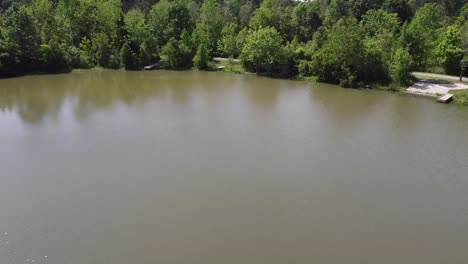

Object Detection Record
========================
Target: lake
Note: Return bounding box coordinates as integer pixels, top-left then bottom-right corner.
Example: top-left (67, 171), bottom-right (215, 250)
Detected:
top-left (1, 70), bottom-right (468, 264)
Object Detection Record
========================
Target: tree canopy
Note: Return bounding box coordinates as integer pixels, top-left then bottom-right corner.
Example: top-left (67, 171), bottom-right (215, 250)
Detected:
top-left (1, 0), bottom-right (467, 87)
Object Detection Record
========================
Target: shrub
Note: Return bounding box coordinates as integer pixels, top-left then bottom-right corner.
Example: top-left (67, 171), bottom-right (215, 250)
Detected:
top-left (390, 47), bottom-right (413, 87)
top-left (120, 42), bottom-right (141, 70)
top-left (193, 44), bottom-right (209, 70)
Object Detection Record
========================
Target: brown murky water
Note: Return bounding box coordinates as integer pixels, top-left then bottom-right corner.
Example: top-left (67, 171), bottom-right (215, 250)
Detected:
top-left (1, 70), bottom-right (468, 264)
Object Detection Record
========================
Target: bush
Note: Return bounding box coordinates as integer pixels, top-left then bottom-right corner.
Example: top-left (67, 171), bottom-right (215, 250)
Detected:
top-left (390, 47), bottom-right (413, 86)
top-left (453, 90), bottom-right (468, 105)
top-left (306, 18), bottom-right (367, 84)
top-left (39, 43), bottom-right (71, 73)
top-left (161, 31), bottom-right (193, 70)
top-left (240, 27), bottom-right (291, 76)
top-left (120, 42), bottom-right (141, 70)
top-left (193, 44), bottom-right (209, 70)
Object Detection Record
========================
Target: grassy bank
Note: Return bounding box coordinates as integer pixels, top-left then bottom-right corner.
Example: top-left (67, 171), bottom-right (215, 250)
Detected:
top-left (450, 90), bottom-right (468, 105)
top-left (211, 58), bottom-right (244, 74)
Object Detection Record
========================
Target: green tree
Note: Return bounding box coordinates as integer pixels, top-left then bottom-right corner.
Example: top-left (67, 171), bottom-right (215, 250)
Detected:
top-left (120, 41), bottom-right (141, 70)
top-left (436, 25), bottom-right (464, 75)
top-left (409, 0), bottom-right (466, 16)
top-left (249, 0), bottom-right (294, 40)
top-left (148, 0), bottom-right (193, 48)
top-left (359, 10), bottom-right (401, 83)
top-left (33, 0), bottom-right (74, 71)
top-left (361, 9), bottom-right (400, 63)
top-left (303, 17), bottom-right (367, 85)
top-left (193, 0), bottom-right (224, 55)
top-left (349, 0), bottom-right (385, 20)
top-left (249, 4), bottom-right (274, 29)
top-left (193, 43), bottom-right (209, 70)
top-left (236, 26), bottom-right (249, 53)
top-left (161, 30), bottom-right (193, 70)
top-left (323, 0), bottom-right (352, 28)
top-left (390, 47), bottom-right (413, 87)
top-left (404, 3), bottom-right (445, 70)
top-left (240, 27), bottom-right (288, 75)
top-left (238, 0), bottom-right (255, 28)
top-left (292, 1), bottom-right (322, 43)
top-left (64, 0), bottom-right (121, 68)
top-left (124, 9), bottom-right (157, 65)
top-left (382, 0), bottom-right (413, 21)
top-left (218, 23), bottom-right (239, 57)
top-left (2, 3), bottom-right (41, 73)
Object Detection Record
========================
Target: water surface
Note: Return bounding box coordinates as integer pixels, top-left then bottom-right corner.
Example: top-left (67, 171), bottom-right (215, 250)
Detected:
top-left (1, 71), bottom-right (468, 264)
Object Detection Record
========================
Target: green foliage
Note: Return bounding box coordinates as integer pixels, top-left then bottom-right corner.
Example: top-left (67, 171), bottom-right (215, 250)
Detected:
top-left (124, 9), bottom-right (147, 47)
top-left (302, 17), bottom-right (366, 85)
top-left (0, 0), bottom-right (466, 88)
top-left (78, 37), bottom-right (93, 68)
top-left (249, 5), bottom-right (274, 29)
top-left (390, 47), bottom-right (413, 87)
top-left (323, 0), bottom-right (352, 28)
top-left (361, 9), bottom-right (400, 77)
top-left (382, 0), bottom-right (413, 21)
top-left (124, 9), bottom-right (157, 65)
top-left (409, 0), bottom-right (466, 16)
top-left (249, 0), bottom-right (295, 40)
top-left (38, 42), bottom-right (71, 72)
top-left (147, 0), bottom-right (170, 47)
top-left (238, 0), bottom-right (255, 28)
top-left (349, 0), bottom-right (385, 20)
top-left (291, 2), bottom-right (322, 43)
top-left (240, 26), bottom-right (289, 76)
top-left (436, 25), bottom-right (464, 75)
top-left (3, 3), bottom-right (41, 72)
top-left (193, 43), bottom-right (209, 70)
top-left (161, 31), bottom-right (193, 70)
top-left (120, 41), bottom-right (141, 70)
top-left (148, 0), bottom-right (193, 48)
top-left (218, 23), bottom-right (240, 57)
top-left (193, 0), bottom-right (224, 55)
top-left (236, 27), bottom-right (249, 52)
top-left (452, 90), bottom-right (468, 105)
top-left (404, 3), bottom-right (445, 70)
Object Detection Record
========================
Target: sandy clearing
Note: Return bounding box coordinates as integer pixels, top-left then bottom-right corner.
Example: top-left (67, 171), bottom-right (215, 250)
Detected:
top-left (407, 80), bottom-right (468, 96)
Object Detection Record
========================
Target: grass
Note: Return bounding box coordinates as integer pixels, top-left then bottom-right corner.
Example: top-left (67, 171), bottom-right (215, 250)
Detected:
top-left (211, 58), bottom-right (245, 74)
top-left (293, 75), bottom-right (318, 82)
top-left (72, 67), bottom-right (106, 73)
top-left (450, 89), bottom-right (468, 105)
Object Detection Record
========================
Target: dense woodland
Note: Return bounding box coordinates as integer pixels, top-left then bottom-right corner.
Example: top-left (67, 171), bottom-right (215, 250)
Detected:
top-left (1, 0), bottom-right (468, 87)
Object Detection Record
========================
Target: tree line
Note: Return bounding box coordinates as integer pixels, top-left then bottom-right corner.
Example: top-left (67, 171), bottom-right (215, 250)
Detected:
top-left (1, 0), bottom-right (467, 87)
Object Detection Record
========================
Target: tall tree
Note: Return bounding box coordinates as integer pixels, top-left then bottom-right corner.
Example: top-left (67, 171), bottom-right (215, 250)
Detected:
top-left (404, 3), bottom-right (445, 70)
top-left (148, 0), bottom-right (193, 48)
top-left (193, 0), bottom-right (224, 55)
top-left (305, 17), bottom-right (367, 85)
top-left (2, 3), bottom-right (41, 73)
top-left (240, 26), bottom-right (288, 75)
top-left (218, 23), bottom-right (240, 57)
top-left (382, 0), bottom-right (413, 21)
top-left (292, 1), bottom-right (322, 43)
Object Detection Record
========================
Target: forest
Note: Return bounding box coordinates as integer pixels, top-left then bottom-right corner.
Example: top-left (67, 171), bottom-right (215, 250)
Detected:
top-left (1, 0), bottom-right (467, 88)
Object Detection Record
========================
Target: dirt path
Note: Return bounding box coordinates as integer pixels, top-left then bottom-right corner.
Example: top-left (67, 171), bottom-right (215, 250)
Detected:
top-left (412, 72), bottom-right (466, 83)
top-left (213, 57), bottom-right (240, 63)
top-left (407, 80), bottom-right (468, 96)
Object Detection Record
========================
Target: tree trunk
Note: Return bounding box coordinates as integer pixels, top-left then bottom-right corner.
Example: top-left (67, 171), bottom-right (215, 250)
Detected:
top-left (461, 58), bottom-right (465, 82)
